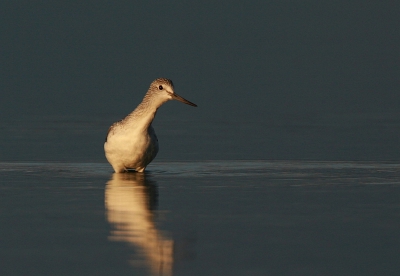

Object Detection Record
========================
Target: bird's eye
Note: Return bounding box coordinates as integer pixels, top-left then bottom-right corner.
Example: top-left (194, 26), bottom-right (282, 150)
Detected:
top-left (158, 85), bottom-right (163, 90)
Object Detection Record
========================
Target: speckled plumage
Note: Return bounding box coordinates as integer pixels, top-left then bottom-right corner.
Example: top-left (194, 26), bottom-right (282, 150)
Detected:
top-left (104, 78), bottom-right (197, 173)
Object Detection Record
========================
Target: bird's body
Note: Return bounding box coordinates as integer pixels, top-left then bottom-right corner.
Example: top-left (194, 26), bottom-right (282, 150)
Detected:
top-left (104, 78), bottom-right (196, 173)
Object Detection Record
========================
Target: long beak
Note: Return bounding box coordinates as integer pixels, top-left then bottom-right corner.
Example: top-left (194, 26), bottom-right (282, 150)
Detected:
top-left (171, 93), bottom-right (197, 107)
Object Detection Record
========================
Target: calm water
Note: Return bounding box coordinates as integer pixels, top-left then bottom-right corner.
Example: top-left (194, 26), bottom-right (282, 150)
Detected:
top-left (2, 2), bottom-right (399, 274)
top-left (1, 161), bottom-right (399, 276)
top-left (2, 113), bottom-right (400, 162)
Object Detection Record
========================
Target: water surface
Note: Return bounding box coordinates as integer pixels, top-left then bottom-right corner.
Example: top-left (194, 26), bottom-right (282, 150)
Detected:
top-left (1, 161), bottom-right (399, 275)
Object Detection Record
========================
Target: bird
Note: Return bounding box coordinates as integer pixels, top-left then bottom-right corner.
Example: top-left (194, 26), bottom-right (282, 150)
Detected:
top-left (104, 78), bottom-right (197, 173)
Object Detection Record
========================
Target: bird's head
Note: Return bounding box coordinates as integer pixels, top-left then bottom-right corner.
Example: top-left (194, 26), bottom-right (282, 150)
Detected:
top-left (148, 78), bottom-right (197, 107)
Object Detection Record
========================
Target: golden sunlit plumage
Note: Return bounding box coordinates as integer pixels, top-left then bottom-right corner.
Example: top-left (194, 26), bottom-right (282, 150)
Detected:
top-left (104, 78), bottom-right (197, 173)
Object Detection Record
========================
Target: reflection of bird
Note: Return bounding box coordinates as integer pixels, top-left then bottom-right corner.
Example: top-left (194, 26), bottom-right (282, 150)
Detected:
top-left (105, 173), bottom-right (173, 276)
top-left (104, 78), bottom-right (197, 173)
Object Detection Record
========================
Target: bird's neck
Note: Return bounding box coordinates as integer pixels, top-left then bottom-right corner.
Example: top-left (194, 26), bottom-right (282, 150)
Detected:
top-left (124, 93), bottom-right (165, 131)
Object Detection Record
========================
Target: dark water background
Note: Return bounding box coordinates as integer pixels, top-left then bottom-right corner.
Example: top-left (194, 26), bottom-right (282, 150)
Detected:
top-left (1, 112), bottom-right (400, 162)
top-left (0, 1), bottom-right (399, 162)
top-left (0, 1), bottom-right (399, 275)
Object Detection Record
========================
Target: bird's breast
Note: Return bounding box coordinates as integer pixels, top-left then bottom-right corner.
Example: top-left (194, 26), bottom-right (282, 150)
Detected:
top-left (104, 126), bottom-right (158, 170)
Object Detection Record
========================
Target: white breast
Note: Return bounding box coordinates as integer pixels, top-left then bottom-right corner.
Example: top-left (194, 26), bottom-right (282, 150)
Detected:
top-left (104, 125), bottom-right (159, 172)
